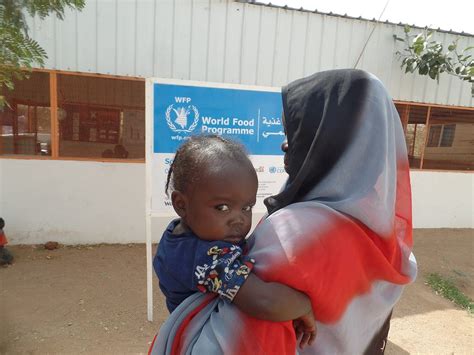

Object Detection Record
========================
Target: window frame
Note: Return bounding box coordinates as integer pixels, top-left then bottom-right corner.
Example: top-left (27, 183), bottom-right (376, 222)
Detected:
top-left (1, 70), bottom-right (473, 171)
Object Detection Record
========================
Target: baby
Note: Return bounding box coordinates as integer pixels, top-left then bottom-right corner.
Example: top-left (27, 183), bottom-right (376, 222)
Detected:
top-left (153, 135), bottom-right (316, 347)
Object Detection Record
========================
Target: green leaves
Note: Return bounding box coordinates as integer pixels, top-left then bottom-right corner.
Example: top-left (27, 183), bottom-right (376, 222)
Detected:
top-left (0, 1), bottom-right (84, 109)
top-left (394, 26), bottom-right (474, 94)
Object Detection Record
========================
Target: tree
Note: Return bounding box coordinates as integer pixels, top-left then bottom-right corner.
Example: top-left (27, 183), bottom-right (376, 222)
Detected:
top-left (394, 26), bottom-right (474, 96)
top-left (0, 0), bottom-right (85, 108)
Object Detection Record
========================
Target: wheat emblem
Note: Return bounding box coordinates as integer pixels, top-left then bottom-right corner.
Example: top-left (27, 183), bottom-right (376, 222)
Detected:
top-left (165, 104), bottom-right (199, 133)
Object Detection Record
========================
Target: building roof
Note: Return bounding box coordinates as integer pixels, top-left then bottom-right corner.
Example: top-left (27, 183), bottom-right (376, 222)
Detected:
top-left (241, 1), bottom-right (474, 37)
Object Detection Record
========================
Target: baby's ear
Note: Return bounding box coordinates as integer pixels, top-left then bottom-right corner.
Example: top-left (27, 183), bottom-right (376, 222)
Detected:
top-left (171, 191), bottom-right (187, 218)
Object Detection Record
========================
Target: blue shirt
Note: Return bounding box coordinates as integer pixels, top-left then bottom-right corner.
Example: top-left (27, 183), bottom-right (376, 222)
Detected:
top-left (154, 219), bottom-right (255, 313)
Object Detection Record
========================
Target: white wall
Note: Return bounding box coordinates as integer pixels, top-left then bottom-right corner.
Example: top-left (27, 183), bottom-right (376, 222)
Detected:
top-left (0, 159), bottom-right (4, 218)
top-left (410, 170), bottom-right (473, 228)
top-left (0, 159), bottom-right (471, 245)
top-left (1, 159), bottom-right (147, 244)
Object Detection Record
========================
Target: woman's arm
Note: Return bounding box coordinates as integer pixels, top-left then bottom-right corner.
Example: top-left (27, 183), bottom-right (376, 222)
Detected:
top-left (232, 273), bottom-right (311, 321)
top-left (233, 273), bottom-right (317, 348)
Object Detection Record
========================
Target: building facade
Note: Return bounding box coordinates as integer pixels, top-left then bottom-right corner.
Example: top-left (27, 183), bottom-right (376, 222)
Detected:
top-left (1, 0), bottom-right (473, 244)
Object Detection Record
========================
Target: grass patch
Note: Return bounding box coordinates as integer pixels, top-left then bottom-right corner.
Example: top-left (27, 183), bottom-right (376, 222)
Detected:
top-left (426, 273), bottom-right (473, 314)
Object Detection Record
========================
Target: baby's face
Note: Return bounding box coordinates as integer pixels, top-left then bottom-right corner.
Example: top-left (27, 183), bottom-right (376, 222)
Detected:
top-left (182, 163), bottom-right (258, 244)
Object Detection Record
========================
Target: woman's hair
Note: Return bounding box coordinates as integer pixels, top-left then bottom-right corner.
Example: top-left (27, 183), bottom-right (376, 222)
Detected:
top-left (165, 135), bottom-right (251, 196)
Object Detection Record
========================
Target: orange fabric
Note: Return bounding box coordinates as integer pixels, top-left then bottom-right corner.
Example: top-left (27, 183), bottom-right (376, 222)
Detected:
top-left (231, 163), bottom-right (413, 352)
top-left (0, 231), bottom-right (7, 246)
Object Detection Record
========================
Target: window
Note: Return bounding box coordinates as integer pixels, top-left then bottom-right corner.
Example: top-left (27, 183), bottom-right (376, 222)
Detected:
top-left (395, 104), bottom-right (429, 169)
top-left (440, 124), bottom-right (456, 147)
top-left (0, 72), bottom-right (51, 156)
top-left (58, 74), bottom-right (145, 159)
top-left (423, 108), bottom-right (473, 170)
top-left (428, 124), bottom-right (457, 148)
top-left (394, 103), bottom-right (473, 171)
top-left (1, 70), bottom-right (144, 161)
top-left (1, 70), bottom-right (472, 171)
top-left (427, 126), bottom-right (442, 147)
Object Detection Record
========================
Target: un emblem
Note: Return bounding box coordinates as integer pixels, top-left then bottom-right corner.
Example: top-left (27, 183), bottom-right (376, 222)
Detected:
top-left (165, 104), bottom-right (199, 133)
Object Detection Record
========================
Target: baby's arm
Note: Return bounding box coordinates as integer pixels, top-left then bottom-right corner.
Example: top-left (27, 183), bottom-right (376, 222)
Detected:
top-left (194, 242), bottom-right (311, 321)
top-left (193, 242), bottom-right (316, 346)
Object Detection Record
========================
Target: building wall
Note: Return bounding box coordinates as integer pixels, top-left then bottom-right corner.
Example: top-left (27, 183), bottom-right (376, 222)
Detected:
top-left (1, 159), bottom-right (472, 245)
top-left (410, 170), bottom-right (473, 229)
top-left (1, 159), bottom-right (148, 244)
top-left (2, 1), bottom-right (472, 244)
top-left (27, 0), bottom-right (473, 107)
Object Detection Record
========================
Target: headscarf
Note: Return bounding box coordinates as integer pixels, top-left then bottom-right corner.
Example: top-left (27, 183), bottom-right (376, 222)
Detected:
top-left (266, 69), bottom-right (410, 239)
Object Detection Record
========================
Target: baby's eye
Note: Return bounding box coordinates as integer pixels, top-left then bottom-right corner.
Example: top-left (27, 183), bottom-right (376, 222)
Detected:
top-left (242, 205), bottom-right (253, 212)
top-left (215, 204), bottom-right (230, 212)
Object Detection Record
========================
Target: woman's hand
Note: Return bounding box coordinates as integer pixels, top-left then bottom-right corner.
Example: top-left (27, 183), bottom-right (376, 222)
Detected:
top-left (293, 310), bottom-right (317, 349)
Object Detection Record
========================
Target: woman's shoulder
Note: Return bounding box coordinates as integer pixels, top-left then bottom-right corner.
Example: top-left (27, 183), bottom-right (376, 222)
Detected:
top-left (250, 201), bottom-right (348, 247)
top-left (266, 201), bottom-right (345, 227)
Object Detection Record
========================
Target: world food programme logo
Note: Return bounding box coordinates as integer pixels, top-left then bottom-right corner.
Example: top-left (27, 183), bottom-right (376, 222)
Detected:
top-left (165, 103), bottom-right (199, 133)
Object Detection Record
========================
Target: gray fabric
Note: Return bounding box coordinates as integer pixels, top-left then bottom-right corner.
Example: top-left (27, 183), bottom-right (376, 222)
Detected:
top-left (267, 70), bottom-right (408, 238)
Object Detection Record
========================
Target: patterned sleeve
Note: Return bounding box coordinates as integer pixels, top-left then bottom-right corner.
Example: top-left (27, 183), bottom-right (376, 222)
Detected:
top-left (193, 242), bottom-right (255, 302)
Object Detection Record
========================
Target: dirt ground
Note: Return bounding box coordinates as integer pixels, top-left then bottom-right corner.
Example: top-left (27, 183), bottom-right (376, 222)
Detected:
top-left (1, 229), bottom-right (472, 354)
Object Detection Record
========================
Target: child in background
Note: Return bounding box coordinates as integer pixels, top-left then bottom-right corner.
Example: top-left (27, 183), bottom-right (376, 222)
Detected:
top-left (0, 217), bottom-right (14, 266)
top-left (153, 135), bottom-right (316, 348)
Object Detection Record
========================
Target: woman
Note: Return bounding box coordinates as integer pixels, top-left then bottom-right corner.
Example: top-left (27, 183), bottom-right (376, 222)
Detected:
top-left (150, 69), bottom-right (417, 354)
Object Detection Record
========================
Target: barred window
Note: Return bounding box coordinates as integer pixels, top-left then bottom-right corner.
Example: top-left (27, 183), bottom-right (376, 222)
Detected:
top-left (427, 126), bottom-right (442, 147)
top-left (439, 124), bottom-right (456, 147)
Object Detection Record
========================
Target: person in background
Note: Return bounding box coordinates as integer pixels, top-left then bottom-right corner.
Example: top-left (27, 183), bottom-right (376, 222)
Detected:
top-left (0, 217), bottom-right (14, 266)
top-left (113, 144), bottom-right (129, 158)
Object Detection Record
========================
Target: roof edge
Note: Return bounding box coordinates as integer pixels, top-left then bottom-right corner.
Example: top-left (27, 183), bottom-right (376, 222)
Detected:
top-left (237, 1), bottom-right (474, 37)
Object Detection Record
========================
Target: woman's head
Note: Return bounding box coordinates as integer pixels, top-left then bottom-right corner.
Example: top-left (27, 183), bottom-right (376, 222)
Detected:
top-left (281, 69), bottom-right (384, 183)
top-left (167, 135), bottom-right (258, 243)
top-left (266, 69), bottom-right (409, 237)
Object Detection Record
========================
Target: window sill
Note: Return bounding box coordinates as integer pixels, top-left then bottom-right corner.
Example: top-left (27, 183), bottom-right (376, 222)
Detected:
top-left (0, 155), bottom-right (145, 163)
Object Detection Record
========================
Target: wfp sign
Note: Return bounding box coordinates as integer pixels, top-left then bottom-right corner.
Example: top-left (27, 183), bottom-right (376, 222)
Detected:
top-left (153, 83), bottom-right (284, 155)
top-left (147, 79), bottom-right (287, 215)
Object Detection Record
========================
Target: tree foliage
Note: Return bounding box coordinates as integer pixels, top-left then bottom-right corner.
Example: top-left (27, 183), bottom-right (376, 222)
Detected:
top-left (394, 26), bottom-right (474, 95)
top-left (0, 0), bottom-right (85, 108)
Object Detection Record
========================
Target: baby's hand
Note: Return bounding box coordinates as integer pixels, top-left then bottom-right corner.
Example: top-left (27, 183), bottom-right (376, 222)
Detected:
top-left (293, 310), bottom-right (317, 349)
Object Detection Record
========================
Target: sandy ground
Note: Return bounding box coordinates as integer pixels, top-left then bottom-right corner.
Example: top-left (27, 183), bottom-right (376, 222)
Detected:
top-left (1, 229), bottom-right (472, 354)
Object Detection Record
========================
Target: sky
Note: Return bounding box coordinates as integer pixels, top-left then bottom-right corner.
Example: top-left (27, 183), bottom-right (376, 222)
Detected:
top-left (267, 0), bottom-right (474, 34)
